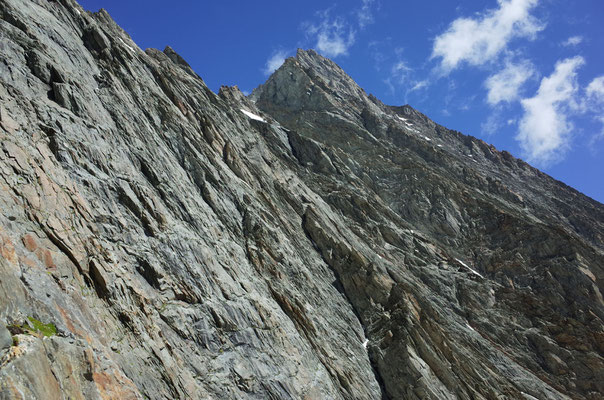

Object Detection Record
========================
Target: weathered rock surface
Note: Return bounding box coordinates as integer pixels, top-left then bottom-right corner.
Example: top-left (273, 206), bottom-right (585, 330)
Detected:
top-left (0, 1), bottom-right (602, 399)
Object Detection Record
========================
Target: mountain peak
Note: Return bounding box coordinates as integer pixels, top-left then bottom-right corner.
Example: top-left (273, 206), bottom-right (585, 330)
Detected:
top-left (294, 48), bottom-right (323, 64)
top-left (254, 48), bottom-right (372, 122)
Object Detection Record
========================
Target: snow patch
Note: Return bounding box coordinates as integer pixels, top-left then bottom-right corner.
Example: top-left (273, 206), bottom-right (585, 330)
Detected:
top-left (118, 38), bottom-right (136, 53)
top-left (362, 339), bottom-right (369, 349)
top-left (455, 258), bottom-right (484, 278)
top-left (437, 144), bottom-right (443, 147)
top-left (397, 116), bottom-right (415, 127)
top-left (240, 109), bottom-right (266, 122)
top-left (424, 136), bottom-right (431, 141)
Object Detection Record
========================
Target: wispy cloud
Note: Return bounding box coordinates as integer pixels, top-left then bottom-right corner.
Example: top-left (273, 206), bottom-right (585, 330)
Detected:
top-left (382, 54), bottom-right (431, 97)
top-left (384, 60), bottom-right (414, 94)
top-left (432, 0), bottom-right (543, 72)
top-left (391, 61), bottom-right (412, 84)
top-left (263, 50), bottom-right (289, 76)
top-left (485, 60), bottom-right (535, 105)
top-left (409, 80), bottom-right (429, 93)
top-left (561, 35), bottom-right (583, 47)
top-left (586, 76), bottom-right (604, 103)
top-left (481, 112), bottom-right (502, 135)
top-left (303, 1), bottom-right (377, 58)
top-left (368, 40), bottom-right (388, 71)
top-left (589, 117), bottom-right (604, 149)
top-left (303, 10), bottom-right (356, 58)
top-left (517, 56), bottom-right (584, 165)
top-left (586, 76), bottom-right (604, 148)
top-left (357, 0), bottom-right (376, 29)
top-left (317, 28), bottom-right (355, 57)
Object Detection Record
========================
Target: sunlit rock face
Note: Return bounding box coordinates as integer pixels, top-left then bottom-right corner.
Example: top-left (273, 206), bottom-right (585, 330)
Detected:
top-left (0, 1), bottom-right (602, 399)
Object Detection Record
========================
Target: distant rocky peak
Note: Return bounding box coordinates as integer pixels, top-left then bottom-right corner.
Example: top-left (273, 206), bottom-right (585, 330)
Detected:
top-left (218, 85), bottom-right (258, 111)
top-left (253, 51), bottom-right (336, 114)
top-left (254, 48), bottom-right (382, 127)
top-left (163, 46), bottom-right (195, 74)
top-left (294, 49), bottom-right (369, 104)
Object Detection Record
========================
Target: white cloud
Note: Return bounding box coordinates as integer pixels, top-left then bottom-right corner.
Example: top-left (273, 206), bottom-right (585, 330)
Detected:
top-left (368, 40), bottom-right (388, 71)
top-left (485, 60), bottom-right (535, 105)
top-left (357, 0), bottom-right (376, 28)
top-left (432, 0), bottom-right (543, 72)
top-left (391, 61), bottom-right (412, 83)
top-left (304, 11), bottom-right (356, 58)
top-left (482, 113), bottom-right (501, 135)
top-left (517, 56), bottom-right (584, 165)
top-left (386, 61), bottom-right (412, 92)
top-left (383, 58), bottom-right (431, 96)
top-left (586, 76), bottom-right (604, 103)
top-left (317, 28), bottom-right (355, 57)
top-left (561, 35), bottom-right (583, 47)
top-left (409, 80), bottom-right (429, 93)
top-left (263, 51), bottom-right (288, 75)
top-left (586, 76), bottom-right (604, 147)
top-left (590, 117), bottom-right (604, 148)
top-left (302, 1), bottom-right (376, 59)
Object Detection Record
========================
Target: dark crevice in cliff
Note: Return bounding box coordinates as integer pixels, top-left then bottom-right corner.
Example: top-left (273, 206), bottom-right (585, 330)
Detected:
top-left (300, 210), bottom-right (391, 400)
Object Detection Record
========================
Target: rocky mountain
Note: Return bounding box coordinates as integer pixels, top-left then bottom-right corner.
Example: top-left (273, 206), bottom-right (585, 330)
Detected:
top-left (0, 0), bottom-right (602, 399)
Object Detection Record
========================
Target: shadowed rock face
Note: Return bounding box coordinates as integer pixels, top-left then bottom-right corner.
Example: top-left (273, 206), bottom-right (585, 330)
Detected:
top-left (0, 1), bottom-right (602, 399)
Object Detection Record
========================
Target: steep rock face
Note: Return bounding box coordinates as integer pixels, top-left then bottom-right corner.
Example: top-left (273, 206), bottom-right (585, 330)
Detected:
top-left (0, 2), bottom-right (602, 400)
top-left (254, 50), bottom-right (604, 399)
top-left (0, 1), bottom-right (379, 398)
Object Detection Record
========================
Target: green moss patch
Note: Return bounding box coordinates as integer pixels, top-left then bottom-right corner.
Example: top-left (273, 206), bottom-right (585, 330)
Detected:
top-left (27, 317), bottom-right (57, 337)
top-left (8, 317), bottom-right (57, 338)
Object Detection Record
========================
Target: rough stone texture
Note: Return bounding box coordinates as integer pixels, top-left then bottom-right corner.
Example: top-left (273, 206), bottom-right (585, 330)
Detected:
top-left (0, 1), bottom-right (602, 399)
top-left (0, 324), bottom-right (11, 352)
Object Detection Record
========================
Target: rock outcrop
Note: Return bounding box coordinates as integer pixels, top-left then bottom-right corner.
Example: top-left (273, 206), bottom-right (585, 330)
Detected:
top-left (0, 1), bottom-right (602, 399)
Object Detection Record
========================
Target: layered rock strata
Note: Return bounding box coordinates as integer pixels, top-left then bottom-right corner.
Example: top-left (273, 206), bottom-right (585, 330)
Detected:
top-left (0, 1), bottom-right (602, 399)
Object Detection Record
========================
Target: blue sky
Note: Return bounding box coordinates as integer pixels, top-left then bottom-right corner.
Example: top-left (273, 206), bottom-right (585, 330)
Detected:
top-left (79, 0), bottom-right (604, 203)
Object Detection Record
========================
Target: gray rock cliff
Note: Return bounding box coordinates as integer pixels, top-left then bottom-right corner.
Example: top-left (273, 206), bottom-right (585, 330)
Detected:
top-left (0, 1), bottom-right (602, 399)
